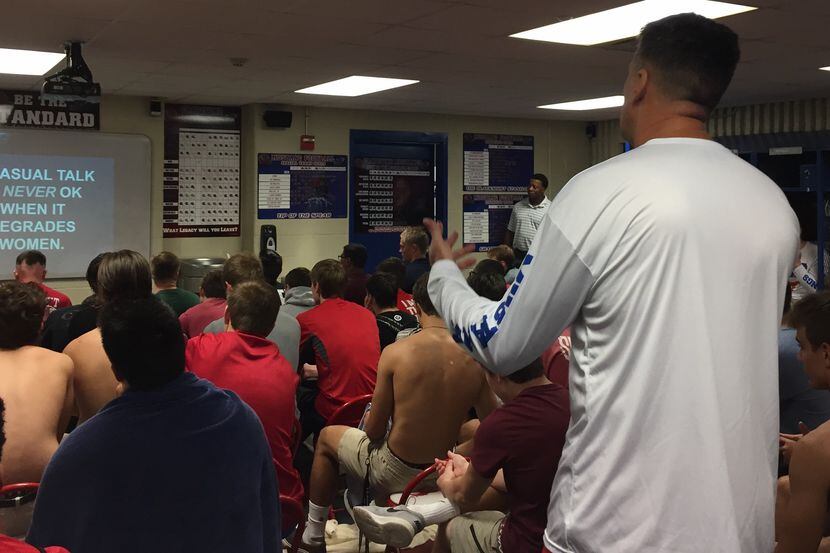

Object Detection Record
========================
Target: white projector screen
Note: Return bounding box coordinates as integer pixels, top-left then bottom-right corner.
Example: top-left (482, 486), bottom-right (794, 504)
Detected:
top-left (0, 128), bottom-right (151, 279)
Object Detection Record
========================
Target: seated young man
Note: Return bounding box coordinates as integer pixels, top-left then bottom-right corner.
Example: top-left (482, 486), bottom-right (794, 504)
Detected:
top-left (0, 282), bottom-right (73, 484)
top-left (295, 259), bottom-right (380, 440)
top-left (186, 280), bottom-right (303, 508)
top-left (26, 298), bottom-right (281, 553)
top-left (203, 253), bottom-right (300, 371)
top-left (365, 273), bottom-right (418, 350)
top-left (260, 249), bottom-right (284, 290)
top-left (486, 245), bottom-right (519, 284)
top-left (354, 358), bottom-right (569, 553)
top-left (300, 273), bottom-right (498, 552)
top-left (151, 251), bottom-right (200, 317)
top-left (40, 253), bottom-right (106, 353)
top-left (12, 250), bottom-right (71, 314)
top-left (179, 269), bottom-right (227, 338)
top-left (0, 398), bottom-right (70, 552)
top-left (376, 257), bottom-right (417, 317)
top-left (64, 250), bottom-right (154, 423)
top-left (776, 291), bottom-right (830, 553)
top-left (467, 260), bottom-right (507, 302)
top-left (281, 267), bottom-right (315, 320)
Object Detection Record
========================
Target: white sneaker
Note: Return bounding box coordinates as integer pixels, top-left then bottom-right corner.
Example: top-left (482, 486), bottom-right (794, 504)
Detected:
top-left (353, 505), bottom-right (426, 547)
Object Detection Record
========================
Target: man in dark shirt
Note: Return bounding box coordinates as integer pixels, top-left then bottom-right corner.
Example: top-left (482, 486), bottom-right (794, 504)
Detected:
top-left (340, 243), bottom-right (369, 305)
top-left (399, 227), bottom-right (430, 293)
top-left (26, 297), bottom-right (281, 553)
top-left (365, 273), bottom-right (418, 349)
top-left (376, 257), bottom-right (418, 316)
top-left (40, 253), bottom-right (105, 352)
top-left (151, 251), bottom-right (200, 316)
top-left (260, 250), bottom-right (284, 290)
top-left (354, 358), bottom-right (569, 553)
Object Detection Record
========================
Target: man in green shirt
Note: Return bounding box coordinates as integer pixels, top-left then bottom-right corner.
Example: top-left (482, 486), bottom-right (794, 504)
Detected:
top-left (151, 251), bottom-right (199, 316)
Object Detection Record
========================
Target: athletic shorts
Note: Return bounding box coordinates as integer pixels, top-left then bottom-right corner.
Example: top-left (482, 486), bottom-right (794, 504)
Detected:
top-left (337, 428), bottom-right (437, 498)
top-left (447, 511), bottom-right (505, 553)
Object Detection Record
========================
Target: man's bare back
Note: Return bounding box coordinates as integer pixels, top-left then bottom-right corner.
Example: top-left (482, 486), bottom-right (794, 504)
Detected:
top-left (369, 321), bottom-right (497, 465)
top-left (64, 329), bottom-right (118, 423)
top-left (0, 346), bottom-right (72, 483)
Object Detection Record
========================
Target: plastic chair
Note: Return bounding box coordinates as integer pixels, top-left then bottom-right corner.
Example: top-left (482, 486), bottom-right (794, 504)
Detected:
top-left (383, 464), bottom-right (443, 553)
top-left (280, 494), bottom-right (306, 553)
top-left (0, 483), bottom-right (39, 538)
top-left (325, 394), bottom-right (373, 428)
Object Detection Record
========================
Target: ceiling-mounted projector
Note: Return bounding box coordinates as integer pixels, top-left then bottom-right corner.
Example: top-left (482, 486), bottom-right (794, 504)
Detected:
top-left (41, 42), bottom-right (101, 103)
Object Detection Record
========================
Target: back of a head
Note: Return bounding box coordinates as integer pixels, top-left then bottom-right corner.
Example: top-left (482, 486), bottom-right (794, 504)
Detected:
top-left (284, 267), bottom-right (311, 289)
top-left (14, 250), bottom-right (47, 282)
top-left (366, 273), bottom-right (398, 310)
top-left (201, 269), bottom-right (226, 299)
top-left (97, 250), bottom-right (153, 304)
top-left (487, 245), bottom-right (514, 271)
top-left (401, 226), bottom-right (429, 255)
top-left (412, 272), bottom-right (437, 316)
top-left (311, 259), bottom-right (346, 299)
top-left (151, 251), bottom-right (180, 284)
top-left (506, 357), bottom-right (545, 384)
top-left (86, 253), bottom-right (107, 294)
top-left (16, 250), bottom-right (47, 268)
top-left (259, 250), bottom-right (283, 286)
top-left (376, 257), bottom-right (406, 289)
top-left (468, 270), bottom-right (506, 302)
top-left (636, 13), bottom-right (739, 114)
top-left (223, 253), bottom-right (264, 287)
top-left (99, 298), bottom-right (185, 390)
top-left (789, 291), bottom-right (830, 349)
top-left (0, 281), bottom-right (46, 349)
top-left (227, 280), bottom-right (280, 337)
top-left (341, 243), bottom-right (368, 269)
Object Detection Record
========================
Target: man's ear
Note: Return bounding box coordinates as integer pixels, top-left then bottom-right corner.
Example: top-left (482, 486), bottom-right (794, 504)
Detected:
top-left (223, 306), bottom-right (233, 332)
top-left (630, 66), bottom-right (649, 106)
top-left (42, 269), bottom-right (48, 279)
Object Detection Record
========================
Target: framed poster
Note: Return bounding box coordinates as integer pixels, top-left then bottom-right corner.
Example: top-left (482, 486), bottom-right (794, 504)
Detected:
top-left (463, 133), bottom-right (533, 192)
top-left (462, 193), bottom-right (521, 252)
top-left (257, 153), bottom-right (347, 219)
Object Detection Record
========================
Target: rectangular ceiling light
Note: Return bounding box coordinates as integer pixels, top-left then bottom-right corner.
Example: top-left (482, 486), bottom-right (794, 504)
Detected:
top-left (296, 76), bottom-right (418, 97)
top-left (538, 95), bottom-right (625, 111)
top-left (511, 0), bottom-right (757, 46)
top-left (0, 48), bottom-right (64, 76)
top-left (821, 66), bottom-right (830, 72)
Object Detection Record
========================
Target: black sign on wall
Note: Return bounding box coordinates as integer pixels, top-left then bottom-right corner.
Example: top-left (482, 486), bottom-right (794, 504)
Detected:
top-left (0, 90), bottom-right (99, 130)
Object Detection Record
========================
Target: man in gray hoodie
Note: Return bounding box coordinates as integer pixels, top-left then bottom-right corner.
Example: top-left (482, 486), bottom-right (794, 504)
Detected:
top-left (281, 267), bottom-right (316, 320)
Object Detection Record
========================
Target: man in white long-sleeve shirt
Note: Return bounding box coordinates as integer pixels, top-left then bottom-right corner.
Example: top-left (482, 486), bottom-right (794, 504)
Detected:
top-left (427, 13), bottom-right (799, 553)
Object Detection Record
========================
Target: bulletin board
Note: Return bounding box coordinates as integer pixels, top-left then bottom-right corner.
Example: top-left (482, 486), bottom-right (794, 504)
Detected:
top-left (462, 194), bottom-right (520, 252)
top-left (462, 133), bottom-right (534, 192)
top-left (257, 153), bottom-right (347, 219)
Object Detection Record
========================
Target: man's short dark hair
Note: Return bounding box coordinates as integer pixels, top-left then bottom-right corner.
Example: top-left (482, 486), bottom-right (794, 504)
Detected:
top-left (341, 244), bottom-right (368, 269)
top-left (487, 246), bottom-right (514, 271)
top-left (0, 281), bottom-right (46, 348)
top-left (223, 253), bottom-right (264, 287)
top-left (366, 273), bottom-right (398, 310)
top-left (285, 267), bottom-right (311, 289)
top-left (15, 250), bottom-right (46, 266)
top-left (636, 13), bottom-right (740, 114)
top-left (99, 298), bottom-right (185, 391)
top-left (531, 173), bottom-right (549, 189)
top-left (227, 281), bottom-right (280, 338)
top-left (412, 272), bottom-right (437, 316)
top-left (86, 253), bottom-right (107, 293)
top-left (311, 259), bottom-right (346, 299)
top-left (789, 291), bottom-right (830, 350)
top-left (468, 271), bottom-right (506, 302)
top-left (401, 227), bottom-right (429, 255)
top-left (201, 269), bottom-right (226, 299)
top-left (376, 257), bottom-right (406, 289)
top-left (507, 357), bottom-right (545, 384)
top-left (151, 251), bottom-right (180, 283)
top-left (97, 250), bottom-right (153, 303)
top-left (260, 250), bottom-right (283, 286)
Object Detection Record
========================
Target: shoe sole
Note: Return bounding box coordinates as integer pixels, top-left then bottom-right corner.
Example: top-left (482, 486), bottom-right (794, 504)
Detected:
top-left (353, 508), bottom-right (415, 548)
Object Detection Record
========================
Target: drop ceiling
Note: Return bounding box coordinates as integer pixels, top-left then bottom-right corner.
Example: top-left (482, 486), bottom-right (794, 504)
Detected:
top-left (0, 0), bottom-right (827, 120)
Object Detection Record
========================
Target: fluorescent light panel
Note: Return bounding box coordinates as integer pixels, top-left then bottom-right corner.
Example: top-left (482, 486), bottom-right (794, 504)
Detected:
top-left (0, 48), bottom-right (64, 76)
top-left (512, 0), bottom-right (757, 46)
top-left (296, 76), bottom-right (418, 97)
top-left (821, 66), bottom-right (830, 72)
top-left (538, 95), bottom-right (625, 111)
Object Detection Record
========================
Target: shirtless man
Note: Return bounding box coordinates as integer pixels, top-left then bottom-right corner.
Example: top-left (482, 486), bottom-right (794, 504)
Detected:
top-left (776, 291), bottom-right (830, 553)
top-left (300, 273), bottom-right (498, 551)
top-left (64, 250), bottom-right (152, 423)
top-left (0, 282), bottom-right (73, 484)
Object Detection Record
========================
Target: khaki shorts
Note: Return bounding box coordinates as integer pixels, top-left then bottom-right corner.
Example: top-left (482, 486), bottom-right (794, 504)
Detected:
top-left (337, 428), bottom-right (437, 498)
top-left (447, 511), bottom-right (505, 553)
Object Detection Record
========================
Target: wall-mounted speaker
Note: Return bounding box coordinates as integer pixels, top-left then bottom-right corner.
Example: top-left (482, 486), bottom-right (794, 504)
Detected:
top-left (263, 110), bottom-right (293, 128)
top-left (260, 225), bottom-right (277, 252)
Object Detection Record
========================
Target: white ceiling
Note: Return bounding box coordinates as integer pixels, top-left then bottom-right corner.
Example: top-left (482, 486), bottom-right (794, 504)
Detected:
top-left (0, 0), bottom-right (828, 120)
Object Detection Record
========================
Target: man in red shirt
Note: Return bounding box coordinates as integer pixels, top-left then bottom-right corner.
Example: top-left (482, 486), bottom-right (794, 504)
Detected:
top-left (376, 257), bottom-right (417, 317)
top-left (354, 358), bottom-right (569, 553)
top-left (296, 259), bottom-right (379, 440)
top-left (185, 280), bottom-right (303, 509)
top-left (179, 269), bottom-right (227, 338)
top-left (13, 251), bottom-right (71, 314)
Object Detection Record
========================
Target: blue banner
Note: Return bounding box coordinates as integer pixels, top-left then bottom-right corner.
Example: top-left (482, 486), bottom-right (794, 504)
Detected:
top-left (462, 193), bottom-right (522, 252)
top-left (257, 153), bottom-right (347, 219)
top-left (463, 133), bottom-right (533, 193)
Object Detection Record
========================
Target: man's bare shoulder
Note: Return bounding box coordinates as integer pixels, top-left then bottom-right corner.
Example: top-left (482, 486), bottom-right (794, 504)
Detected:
top-left (801, 421), bottom-right (830, 460)
top-left (0, 345), bottom-right (72, 378)
top-left (64, 329), bottom-right (102, 357)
